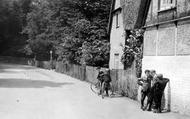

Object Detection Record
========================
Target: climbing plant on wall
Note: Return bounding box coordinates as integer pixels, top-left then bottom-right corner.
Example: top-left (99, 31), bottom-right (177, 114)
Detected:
top-left (121, 29), bottom-right (144, 78)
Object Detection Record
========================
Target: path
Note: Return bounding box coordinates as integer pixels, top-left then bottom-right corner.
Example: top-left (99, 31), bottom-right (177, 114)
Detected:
top-left (0, 63), bottom-right (189, 119)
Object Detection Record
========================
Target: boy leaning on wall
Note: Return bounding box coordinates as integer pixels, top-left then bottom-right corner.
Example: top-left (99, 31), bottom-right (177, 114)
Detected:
top-left (153, 74), bottom-right (169, 113)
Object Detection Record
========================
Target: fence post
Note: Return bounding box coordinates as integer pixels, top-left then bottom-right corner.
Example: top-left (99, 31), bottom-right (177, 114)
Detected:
top-left (82, 64), bottom-right (86, 81)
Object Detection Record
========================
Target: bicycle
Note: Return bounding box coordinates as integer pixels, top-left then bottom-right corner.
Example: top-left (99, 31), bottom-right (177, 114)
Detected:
top-left (90, 80), bottom-right (105, 98)
top-left (91, 80), bottom-right (116, 99)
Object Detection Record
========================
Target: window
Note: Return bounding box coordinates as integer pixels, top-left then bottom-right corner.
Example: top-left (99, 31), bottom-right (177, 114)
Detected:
top-left (116, 13), bottom-right (119, 28)
top-left (114, 53), bottom-right (119, 69)
top-left (159, 0), bottom-right (176, 11)
top-left (112, 7), bottom-right (121, 28)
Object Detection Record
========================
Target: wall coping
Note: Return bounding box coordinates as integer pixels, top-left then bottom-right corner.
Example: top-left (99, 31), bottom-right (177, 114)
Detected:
top-left (143, 16), bottom-right (190, 29)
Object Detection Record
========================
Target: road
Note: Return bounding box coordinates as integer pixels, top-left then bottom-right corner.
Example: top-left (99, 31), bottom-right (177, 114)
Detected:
top-left (0, 63), bottom-right (189, 119)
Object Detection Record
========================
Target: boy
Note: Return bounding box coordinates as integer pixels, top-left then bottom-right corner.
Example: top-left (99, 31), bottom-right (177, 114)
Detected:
top-left (137, 70), bottom-right (152, 110)
top-left (102, 69), bottom-right (112, 96)
top-left (153, 74), bottom-right (169, 113)
top-left (146, 70), bottom-right (157, 111)
top-left (96, 67), bottom-right (104, 94)
top-left (150, 70), bottom-right (158, 87)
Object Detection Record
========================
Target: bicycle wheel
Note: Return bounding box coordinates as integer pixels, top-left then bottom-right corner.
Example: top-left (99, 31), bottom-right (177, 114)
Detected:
top-left (101, 82), bottom-right (105, 99)
top-left (90, 82), bottom-right (101, 95)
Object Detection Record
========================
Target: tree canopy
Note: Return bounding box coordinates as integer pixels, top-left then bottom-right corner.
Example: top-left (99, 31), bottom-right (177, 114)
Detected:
top-left (0, 0), bottom-right (111, 67)
top-left (0, 0), bottom-right (32, 57)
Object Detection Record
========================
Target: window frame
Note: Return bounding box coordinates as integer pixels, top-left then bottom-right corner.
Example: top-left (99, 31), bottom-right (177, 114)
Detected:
top-left (112, 7), bottom-right (122, 29)
top-left (116, 13), bottom-right (119, 28)
top-left (158, 0), bottom-right (176, 12)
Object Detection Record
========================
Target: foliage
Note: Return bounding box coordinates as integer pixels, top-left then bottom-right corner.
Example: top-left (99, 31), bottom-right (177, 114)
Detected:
top-left (0, 0), bottom-right (111, 66)
top-left (23, 0), bottom-right (111, 66)
top-left (0, 0), bottom-right (32, 57)
top-left (121, 29), bottom-right (144, 77)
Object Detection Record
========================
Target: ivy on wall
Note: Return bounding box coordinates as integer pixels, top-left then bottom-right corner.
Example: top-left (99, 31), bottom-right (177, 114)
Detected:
top-left (121, 29), bottom-right (144, 78)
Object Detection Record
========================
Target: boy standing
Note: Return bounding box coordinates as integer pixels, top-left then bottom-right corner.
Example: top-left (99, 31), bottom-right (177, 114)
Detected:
top-left (96, 67), bottom-right (104, 94)
top-left (137, 70), bottom-right (152, 110)
top-left (146, 70), bottom-right (157, 111)
top-left (102, 69), bottom-right (112, 96)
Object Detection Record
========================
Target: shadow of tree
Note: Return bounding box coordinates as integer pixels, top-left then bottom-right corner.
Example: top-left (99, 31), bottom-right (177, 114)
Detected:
top-left (0, 63), bottom-right (37, 73)
top-left (0, 79), bottom-right (73, 88)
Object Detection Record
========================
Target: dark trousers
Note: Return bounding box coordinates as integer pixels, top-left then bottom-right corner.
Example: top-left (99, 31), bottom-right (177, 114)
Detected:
top-left (103, 82), bottom-right (110, 96)
top-left (154, 92), bottom-right (163, 112)
top-left (98, 80), bottom-right (104, 94)
top-left (141, 90), bottom-right (149, 108)
top-left (147, 88), bottom-right (154, 110)
top-left (105, 83), bottom-right (109, 95)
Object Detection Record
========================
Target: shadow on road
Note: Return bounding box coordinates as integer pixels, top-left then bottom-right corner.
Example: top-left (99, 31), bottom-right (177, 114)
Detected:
top-left (0, 79), bottom-right (73, 88)
top-left (0, 63), bottom-right (37, 74)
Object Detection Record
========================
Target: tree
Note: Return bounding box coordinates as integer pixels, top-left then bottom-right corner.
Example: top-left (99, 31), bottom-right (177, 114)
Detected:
top-left (0, 0), bottom-right (32, 57)
top-left (23, 0), bottom-right (111, 66)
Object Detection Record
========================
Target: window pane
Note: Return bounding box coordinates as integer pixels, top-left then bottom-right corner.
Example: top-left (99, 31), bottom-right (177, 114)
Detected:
top-left (159, 0), bottom-right (175, 10)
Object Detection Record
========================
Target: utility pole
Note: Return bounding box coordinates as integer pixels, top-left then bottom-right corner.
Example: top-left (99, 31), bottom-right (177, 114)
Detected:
top-left (50, 50), bottom-right (53, 70)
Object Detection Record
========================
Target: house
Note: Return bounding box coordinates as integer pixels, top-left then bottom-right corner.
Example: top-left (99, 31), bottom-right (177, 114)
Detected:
top-left (143, 0), bottom-right (190, 115)
top-left (108, 0), bottom-right (124, 69)
top-left (108, 0), bottom-right (150, 69)
top-left (109, 0), bottom-right (190, 116)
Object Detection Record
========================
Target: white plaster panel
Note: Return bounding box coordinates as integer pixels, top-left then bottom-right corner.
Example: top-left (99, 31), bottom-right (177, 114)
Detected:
top-left (109, 12), bottom-right (125, 69)
top-left (142, 56), bottom-right (190, 116)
